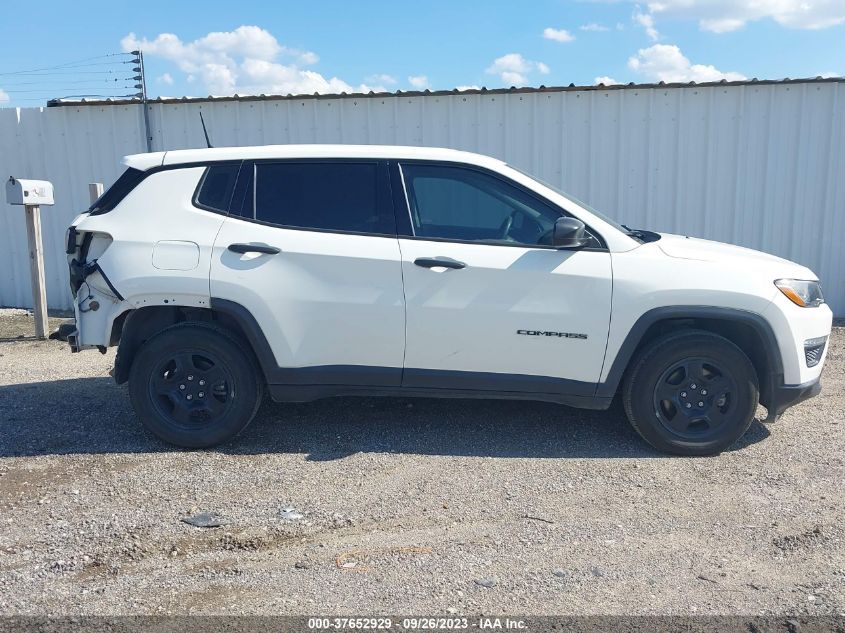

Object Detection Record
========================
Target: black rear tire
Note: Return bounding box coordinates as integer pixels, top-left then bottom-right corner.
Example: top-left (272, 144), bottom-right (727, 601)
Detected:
top-left (128, 322), bottom-right (262, 448)
top-left (622, 330), bottom-right (759, 456)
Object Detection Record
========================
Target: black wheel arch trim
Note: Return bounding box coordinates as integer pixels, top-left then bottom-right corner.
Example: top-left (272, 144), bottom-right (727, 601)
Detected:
top-left (596, 305), bottom-right (784, 401)
top-left (209, 298), bottom-right (280, 380)
top-left (113, 307), bottom-right (182, 383)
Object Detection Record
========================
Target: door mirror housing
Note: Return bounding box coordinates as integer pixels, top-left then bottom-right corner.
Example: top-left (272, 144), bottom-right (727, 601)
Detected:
top-left (553, 217), bottom-right (590, 249)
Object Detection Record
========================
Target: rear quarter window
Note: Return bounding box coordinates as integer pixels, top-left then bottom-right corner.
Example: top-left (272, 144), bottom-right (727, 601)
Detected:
top-left (88, 168), bottom-right (146, 215)
top-left (194, 163), bottom-right (241, 213)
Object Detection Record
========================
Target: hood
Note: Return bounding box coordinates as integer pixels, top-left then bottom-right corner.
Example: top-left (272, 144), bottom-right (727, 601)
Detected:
top-left (656, 233), bottom-right (816, 279)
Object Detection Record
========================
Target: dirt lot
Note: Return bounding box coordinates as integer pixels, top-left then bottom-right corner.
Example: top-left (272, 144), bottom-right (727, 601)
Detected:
top-left (0, 309), bottom-right (843, 616)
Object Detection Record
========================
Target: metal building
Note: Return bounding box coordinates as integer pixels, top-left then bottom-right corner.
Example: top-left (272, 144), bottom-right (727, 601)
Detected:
top-left (1, 77), bottom-right (843, 314)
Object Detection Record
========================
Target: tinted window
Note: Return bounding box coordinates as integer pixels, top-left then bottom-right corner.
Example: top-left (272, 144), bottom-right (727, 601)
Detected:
top-left (237, 171), bottom-right (254, 218)
top-left (254, 162), bottom-right (393, 234)
top-left (196, 164), bottom-right (240, 212)
top-left (401, 164), bottom-right (564, 246)
top-left (88, 168), bottom-right (145, 215)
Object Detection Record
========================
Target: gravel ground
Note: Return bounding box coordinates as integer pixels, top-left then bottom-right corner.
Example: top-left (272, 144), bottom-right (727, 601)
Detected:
top-left (0, 309), bottom-right (843, 616)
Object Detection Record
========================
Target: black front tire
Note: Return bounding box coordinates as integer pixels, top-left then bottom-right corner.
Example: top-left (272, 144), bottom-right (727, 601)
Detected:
top-left (622, 330), bottom-right (759, 456)
top-left (128, 322), bottom-right (262, 448)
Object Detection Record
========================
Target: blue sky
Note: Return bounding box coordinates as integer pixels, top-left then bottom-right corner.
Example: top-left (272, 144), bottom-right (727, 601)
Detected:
top-left (1, 0), bottom-right (843, 107)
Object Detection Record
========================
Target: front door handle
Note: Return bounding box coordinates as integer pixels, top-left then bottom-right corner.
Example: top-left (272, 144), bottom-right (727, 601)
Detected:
top-left (414, 257), bottom-right (466, 270)
top-left (228, 243), bottom-right (281, 255)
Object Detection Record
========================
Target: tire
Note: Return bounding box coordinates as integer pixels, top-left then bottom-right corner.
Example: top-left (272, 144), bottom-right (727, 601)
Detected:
top-left (128, 322), bottom-right (263, 448)
top-left (622, 330), bottom-right (758, 456)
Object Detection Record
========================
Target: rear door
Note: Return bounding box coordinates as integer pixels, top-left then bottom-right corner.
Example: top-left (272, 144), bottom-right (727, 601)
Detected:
top-left (209, 160), bottom-right (405, 386)
top-left (394, 162), bottom-right (612, 395)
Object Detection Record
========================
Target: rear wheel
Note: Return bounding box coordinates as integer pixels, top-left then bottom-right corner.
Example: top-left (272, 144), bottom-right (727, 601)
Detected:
top-left (128, 323), bottom-right (262, 448)
top-left (622, 330), bottom-right (758, 456)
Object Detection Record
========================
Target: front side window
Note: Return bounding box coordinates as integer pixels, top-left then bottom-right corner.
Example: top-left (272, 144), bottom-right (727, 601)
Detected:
top-left (253, 162), bottom-right (394, 234)
top-left (400, 163), bottom-right (570, 246)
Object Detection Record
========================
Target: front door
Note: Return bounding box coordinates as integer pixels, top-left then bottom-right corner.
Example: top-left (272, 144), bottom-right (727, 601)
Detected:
top-left (395, 162), bottom-right (612, 396)
top-left (210, 160), bottom-right (406, 386)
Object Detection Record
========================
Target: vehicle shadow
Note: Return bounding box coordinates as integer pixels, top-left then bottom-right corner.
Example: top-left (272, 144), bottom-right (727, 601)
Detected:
top-left (0, 376), bottom-right (771, 460)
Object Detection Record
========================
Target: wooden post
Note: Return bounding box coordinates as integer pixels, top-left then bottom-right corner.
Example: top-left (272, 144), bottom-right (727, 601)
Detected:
top-left (24, 204), bottom-right (49, 339)
top-left (89, 182), bottom-right (103, 205)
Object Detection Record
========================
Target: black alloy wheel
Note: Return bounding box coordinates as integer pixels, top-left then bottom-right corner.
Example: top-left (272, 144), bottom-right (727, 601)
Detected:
top-left (622, 330), bottom-right (759, 456)
top-left (652, 357), bottom-right (738, 440)
top-left (148, 350), bottom-right (236, 428)
top-left (129, 322), bottom-right (262, 448)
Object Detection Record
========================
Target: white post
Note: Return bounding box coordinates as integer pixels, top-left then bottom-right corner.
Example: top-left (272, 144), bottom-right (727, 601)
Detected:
top-left (6, 177), bottom-right (54, 339)
top-left (24, 204), bottom-right (49, 339)
top-left (88, 182), bottom-right (103, 205)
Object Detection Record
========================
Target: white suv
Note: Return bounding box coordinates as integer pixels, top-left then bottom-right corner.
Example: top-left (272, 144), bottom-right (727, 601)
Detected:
top-left (65, 145), bottom-right (832, 455)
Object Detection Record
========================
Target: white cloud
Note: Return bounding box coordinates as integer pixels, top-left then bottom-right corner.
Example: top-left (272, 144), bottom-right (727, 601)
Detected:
top-left (635, 11), bottom-right (660, 40)
top-left (122, 26), bottom-right (283, 67)
top-left (486, 53), bottom-right (551, 86)
top-left (408, 75), bottom-right (431, 89)
top-left (0, 88), bottom-right (9, 103)
top-left (543, 27), bottom-right (575, 42)
top-left (818, 70), bottom-right (841, 78)
top-left (698, 17), bottom-right (747, 33)
top-left (157, 72), bottom-right (174, 85)
top-left (456, 85), bottom-right (481, 91)
top-left (628, 44), bottom-right (746, 83)
top-left (366, 73), bottom-right (397, 85)
top-left (239, 57), bottom-right (356, 95)
top-left (121, 25), bottom-right (372, 96)
top-left (580, 23), bottom-right (610, 32)
top-left (201, 63), bottom-right (237, 94)
top-left (594, 76), bottom-right (619, 85)
top-left (297, 51), bottom-right (320, 65)
top-left (644, 0), bottom-right (845, 32)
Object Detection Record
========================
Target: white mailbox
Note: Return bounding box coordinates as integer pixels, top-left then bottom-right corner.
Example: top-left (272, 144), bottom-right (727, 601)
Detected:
top-left (6, 177), bottom-right (54, 206)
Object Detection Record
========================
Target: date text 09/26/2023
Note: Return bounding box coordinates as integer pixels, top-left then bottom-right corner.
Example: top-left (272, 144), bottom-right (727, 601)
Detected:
top-left (306, 617), bottom-right (528, 630)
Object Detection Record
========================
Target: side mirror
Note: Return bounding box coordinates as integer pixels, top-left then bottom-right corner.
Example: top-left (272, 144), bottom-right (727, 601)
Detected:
top-left (553, 217), bottom-right (590, 249)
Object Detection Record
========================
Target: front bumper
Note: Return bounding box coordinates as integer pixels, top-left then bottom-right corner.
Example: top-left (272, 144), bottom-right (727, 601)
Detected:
top-left (765, 376), bottom-right (822, 421)
top-left (763, 294), bottom-right (832, 385)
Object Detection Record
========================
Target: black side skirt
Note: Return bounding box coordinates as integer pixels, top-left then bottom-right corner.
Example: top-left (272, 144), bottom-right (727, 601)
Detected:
top-left (268, 383), bottom-right (612, 409)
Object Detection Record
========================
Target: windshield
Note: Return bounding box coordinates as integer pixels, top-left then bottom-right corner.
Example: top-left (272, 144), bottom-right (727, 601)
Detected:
top-left (506, 164), bottom-right (633, 236)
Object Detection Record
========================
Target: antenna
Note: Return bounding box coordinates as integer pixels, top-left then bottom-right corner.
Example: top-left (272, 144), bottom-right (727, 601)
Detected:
top-left (199, 111), bottom-right (213, 148)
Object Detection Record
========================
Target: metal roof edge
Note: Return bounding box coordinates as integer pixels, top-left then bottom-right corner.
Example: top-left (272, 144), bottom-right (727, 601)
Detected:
top-left (45, 76), bottom-right (845, 108)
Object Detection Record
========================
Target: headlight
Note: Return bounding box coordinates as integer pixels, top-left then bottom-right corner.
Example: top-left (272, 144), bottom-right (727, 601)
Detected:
top-left (774, 279), bottom-right (824, 307)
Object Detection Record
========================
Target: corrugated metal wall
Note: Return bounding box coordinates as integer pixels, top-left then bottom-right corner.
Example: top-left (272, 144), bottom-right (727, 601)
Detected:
top-left (0, 104), bottom-right (146, 310)
top-left (2, 80), bottom-right (843, 314)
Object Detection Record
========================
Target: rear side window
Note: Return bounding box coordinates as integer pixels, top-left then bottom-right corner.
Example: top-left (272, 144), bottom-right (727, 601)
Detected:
top-left (195, 163), bottom-right (240, 213)
top-left (253, 162), bottom-right (394, 234)
top-left (88, 167), bottom-right (146, 215)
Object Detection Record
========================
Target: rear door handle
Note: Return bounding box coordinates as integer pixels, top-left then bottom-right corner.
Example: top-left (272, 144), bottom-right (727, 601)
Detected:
top-left (414, 257), bottom-right (466, 270)
top-left (228, 243), bottom-right (281, 255)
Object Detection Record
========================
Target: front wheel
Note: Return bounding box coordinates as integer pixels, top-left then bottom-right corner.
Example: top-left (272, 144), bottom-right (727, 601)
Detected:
top-left (622, 330), bottom-right (759, 456)
top-left (128, 323), bottom-right (262, 448)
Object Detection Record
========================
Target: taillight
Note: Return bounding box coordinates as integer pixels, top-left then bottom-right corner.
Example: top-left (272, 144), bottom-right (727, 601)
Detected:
top-left (65, 226), bottom-right (78, 254)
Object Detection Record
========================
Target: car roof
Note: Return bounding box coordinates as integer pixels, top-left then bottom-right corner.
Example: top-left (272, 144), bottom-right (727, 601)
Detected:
top-left (123, 144), bottom-right (506, 171)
